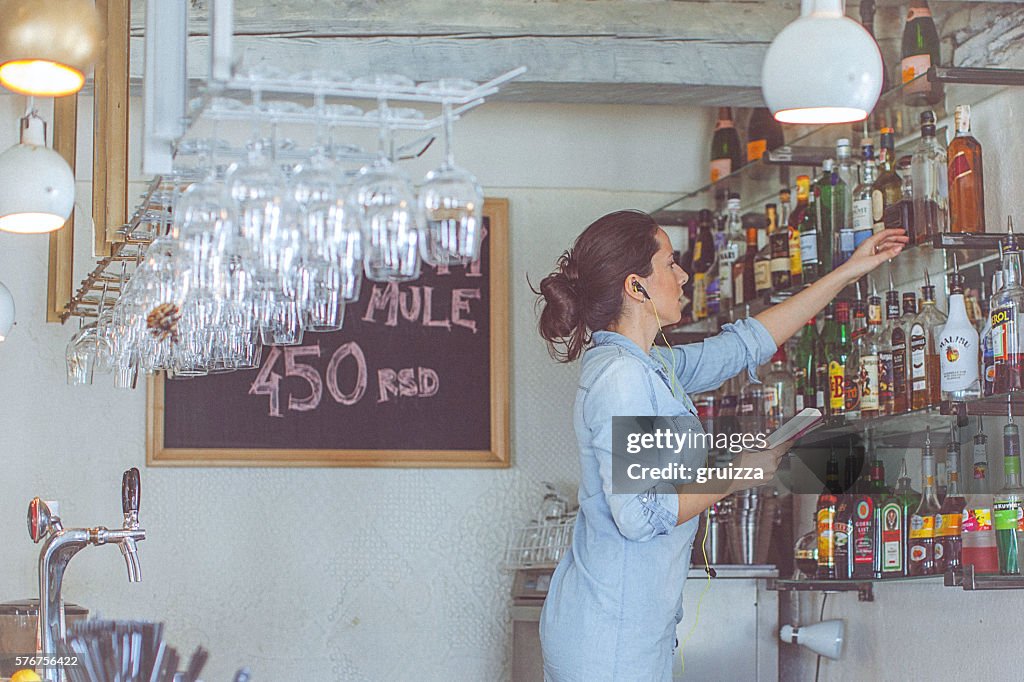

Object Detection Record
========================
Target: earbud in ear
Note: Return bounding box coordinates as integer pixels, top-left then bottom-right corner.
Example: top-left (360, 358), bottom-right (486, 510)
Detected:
top-left (632, 280), bottom-right (650, 300)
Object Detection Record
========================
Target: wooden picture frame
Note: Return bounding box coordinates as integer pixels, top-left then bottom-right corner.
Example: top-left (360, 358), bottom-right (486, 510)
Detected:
top-left (147, 198), bottom-right (510, 468)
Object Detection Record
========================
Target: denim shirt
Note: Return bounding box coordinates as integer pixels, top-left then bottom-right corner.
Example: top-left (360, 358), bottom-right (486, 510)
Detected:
top-left (539, 318), bottom-right (777, 682)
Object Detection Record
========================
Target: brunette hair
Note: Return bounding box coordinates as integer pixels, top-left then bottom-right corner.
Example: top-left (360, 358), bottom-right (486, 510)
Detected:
top-left (535, 210), bottom-right (661, 362)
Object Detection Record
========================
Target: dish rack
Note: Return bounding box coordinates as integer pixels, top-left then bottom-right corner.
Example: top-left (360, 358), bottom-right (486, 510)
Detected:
top-left (504, 513), bottom-right (576, 570)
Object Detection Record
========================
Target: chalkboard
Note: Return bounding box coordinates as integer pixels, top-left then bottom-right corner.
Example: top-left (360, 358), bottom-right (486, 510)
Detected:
top-left (146, 198), bottom-right (509, 467)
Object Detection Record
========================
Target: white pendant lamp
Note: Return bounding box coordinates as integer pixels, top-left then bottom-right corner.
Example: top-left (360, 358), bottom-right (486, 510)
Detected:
top-left (761, 0), bottom-right (883, 124)
top-left (0, 112), bottom-right (75, 234)
top-left (0, 280), bottom-right (14, 341)
top-left (0, 0), bottom-right (103, 97)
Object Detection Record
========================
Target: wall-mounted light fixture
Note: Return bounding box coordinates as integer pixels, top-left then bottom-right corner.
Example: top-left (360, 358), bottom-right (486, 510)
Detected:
top-left (0, 110), bottom-right (75, 234)
top-left (0, 0), bottom-right (103, 97)
top-left (0, 280), bottom-right (15, 341)
top-left (780, 619), bottom-right (845, 660)
top-left (761, 0), bottom-right (883, 124)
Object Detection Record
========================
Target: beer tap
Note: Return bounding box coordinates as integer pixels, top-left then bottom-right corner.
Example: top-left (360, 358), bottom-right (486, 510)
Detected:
top-left (27, 468), bottom-right (146, 682)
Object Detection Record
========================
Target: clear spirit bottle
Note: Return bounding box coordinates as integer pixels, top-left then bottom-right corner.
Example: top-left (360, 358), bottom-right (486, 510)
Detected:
top-left (963, 419), bottom-right (1000, 574)
top-left (852, 141), bottom-right (878, 250)
top-left (718, 193), bottom-right (745, 310)
top-left (911, 110), bottom-right (949, 240)
top-left (844, 301), bottom-right (868, 420)
top-left (991, 232), bottom-right (1024, 393)
top-left (764, 347), bottom-right (796, 432)
top-left (879, 285), bottom-right (902, 416)
top-left (835, 140), bottom-right (857, 265)
top-left (860, 293), bottom-right (883, 419)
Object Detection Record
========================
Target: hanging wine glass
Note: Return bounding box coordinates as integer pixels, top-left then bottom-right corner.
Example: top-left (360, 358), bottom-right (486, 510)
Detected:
top-left (350, 89), bottom-right (421, 282)
top-left (418, 80), bottom-right (484, 266)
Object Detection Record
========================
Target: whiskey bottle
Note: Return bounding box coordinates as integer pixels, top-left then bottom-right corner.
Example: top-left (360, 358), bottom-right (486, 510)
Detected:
top-left (963, 420), bottom-right (1000, 574)
top-left (910, 278), bottom-right (946, 410)
top-left (893, 292), bottom-right (918, 413)
top-left (852, 141), bottom-right (878, 250)
top-left (879, 283), bottom-right (901, 416)
top-left (909, 428), bottom-right (942, 576)
top-left (948, 104), bottom-right (986, 234)
top-left (691, 209), bottom-right (717, 321)
top-left (910, 111), bottom-right (950, 240)
top-left (737, 219), bottom-right (759, 305)
top-left (861, 293), bottom-right (883, 419)
top-left (718, 194), bottom-right (745, 310)
top-left (994, 409), bottom-right (1024, 575)
top-left (769, 200), bottom-right (791, 292)
top-left (935, 423), bottom-right (966, 574)
top-left (991, 231), bottom-right (1024, 393)
top-left (879, 458), bottom-right (920, 577)
top-left (826, 301), bottom-right (853, 418)
top-left (845, 301), bottom-right (867, 420)
top-left (794, 317), bottom-right (819, 411)
top-left (851, 472), bottom-right (878, 578)
top-left (901, 0), bottom-right (943, 106)
top-left (817, 447), bottom-right (842, 579)
top-left (710, 107), bottom-right (742, 184)
top-left (874, 129), bottom-right (903, 233)
top-left (754, 205), bottom-right (775, 298)
top-left (788, 178), bottom-right (808, 288)
top-left (939, 265), bottom-right (981, 400)
top-left (816, 304), bottom-right (836, 412)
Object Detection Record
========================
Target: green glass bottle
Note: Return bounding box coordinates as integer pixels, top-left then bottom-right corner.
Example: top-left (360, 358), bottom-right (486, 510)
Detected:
top-left (826, 302), bottom-right (853, 419)
top-left (794, 317), bottom-right (819, 411)
top-left (901, 0), bottom-right (943, 106)
top-left (710, 107), bottom-right (742, 184)
top-left (878, 458), bottom-right (920, 577)
top-left (994, 412), bottom-right (1024, 575)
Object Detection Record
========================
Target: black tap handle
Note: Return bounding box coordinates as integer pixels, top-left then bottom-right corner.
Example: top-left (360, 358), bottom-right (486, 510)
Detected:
top-left (122, 467), bottom-right (140, 515)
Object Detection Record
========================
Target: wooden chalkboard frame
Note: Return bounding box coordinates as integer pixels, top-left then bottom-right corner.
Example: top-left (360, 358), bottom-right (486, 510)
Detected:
top-left (146, 198), bottom-right (510, 468)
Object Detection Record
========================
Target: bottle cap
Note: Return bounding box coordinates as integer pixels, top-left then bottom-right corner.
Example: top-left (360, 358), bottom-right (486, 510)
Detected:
top-left (771, 347), bottom-right (787, 363)
top-left (920, 110), bottom-right (936, 125)
top-left (822, 158), bottom-right (835, 171)
top-left (698, 208), bottom-right (713, 224)
top-left (727, 197), bottom-right (741, 211)
top-left (728, 192), bottom-right (741, 201)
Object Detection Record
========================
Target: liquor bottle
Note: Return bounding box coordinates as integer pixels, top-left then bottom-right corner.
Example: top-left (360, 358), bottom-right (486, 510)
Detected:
top-left (948, 104), bottom-right (986, 234)
top-left (911, 111), bottom-right (950, 240)
top-left (861, 292), bottom-right (883, 419)
top-left (835, 140), bottom-right (857, 264)
top-left (869, 459), bottom-right (890, 495)
top-left (754, 205), bottom-right (775, 298)
top-left (879, 458), bottom-right (921, 577)
top-left (764, 347), bottom-right (796, 432)
top-left (879, 281), bottom-right (901, 416)
top-left (746, 107), bottom-right (784, 164)
top-left (909, 428), bottom-right (942, 576)
top-left (834, 491), bottom-right (855, 580)
top-left (718, 194), bottom-right (745, 310)
top-left (868, 458), bottom-right (889, 578)
top-left (874, 129), bottom-right (903, 233)
top-left (981, 262), bottom-right (1004, 397)
top-left (739, 375), bottom-right (767, 435)
top-left (910, 278), bottom-right (946, 410)
top-left (769, 201), bottom-right (791, 292)
top-left (936, 454), bottom-right (948, 505)
top-left (691, 209), bottom-right (717, 321)
top-left (679, 219), bottom-right (699, 323)
top-left (859, 0), bottom-right (890, 97)
top-left (816, 304), bottom-right (836, 413)
top-left (994, 409), bottom-right (1024, 575)
top-left (710, 107), bottom-right (742, 184)
top-left (788, 179), bottom-right (808, 288)
top-left (851, 471), bottom-right (878, 578)
top-left (939, 264), bottom-right (981, 401)
top-left (794, 318), bottom-right (818, 411)
top-left (852, 141), bottom-right (879, 250)
top-left (826, 301), bottom-right (853, 418)
top-left (817, 450), bottom-right (841, 579)
top-left (963, 419), bottom-right (1000, 574)
top-left (893, 292), bottom-right (918, 413)
top-left (816, 159), bottom-right (848, 269)
top-left (901, 0), bottom-right (943, 106)
top-left (991, 231), bottom-right (1024, 393)
top-left (778, 187), bottom-right (792, 230)
top-left (885, 156), bottom-right (917, 246)
top-left (844, 439), bottom-right (863, 493)
top-left (935, 423), bottom-right (966, 574)
top-left (737, 218), bottom-right (759, 305)
top-left (845, 300), bottom-right (867, 420)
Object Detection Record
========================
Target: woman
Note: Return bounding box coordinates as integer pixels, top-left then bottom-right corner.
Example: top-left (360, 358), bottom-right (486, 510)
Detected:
top-left (535, 210), bottom-right (906, 681)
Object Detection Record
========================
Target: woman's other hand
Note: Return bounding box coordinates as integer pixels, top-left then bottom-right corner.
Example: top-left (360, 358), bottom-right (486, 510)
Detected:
top-left (730, 438), bottom-right (796, 492)
top-left (838, 228), bottom-right (909, 283)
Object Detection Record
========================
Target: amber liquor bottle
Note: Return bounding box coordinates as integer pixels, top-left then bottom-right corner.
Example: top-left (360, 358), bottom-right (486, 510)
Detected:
top-left (770, 202), bottom-right (792, 292)
top-left (910, 280), bottom-right (946, 410)
top-left (948, 104), bottom-right (986, 233)
top-left (817, 449), bottom-right (842, 579)
top-left (892, 293), bottom-right (918, 414)
top-left (909, 429), bottom-right (942, 576)
top-left (754, 205), bottom-right (775, 298)
top-left (935, 425), bottom-right (966, 574)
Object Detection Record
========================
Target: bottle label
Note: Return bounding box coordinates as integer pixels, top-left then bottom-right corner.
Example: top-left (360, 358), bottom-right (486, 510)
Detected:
top-left (910, 323), bottom-right (927, 391)
top-left (868, 304), bottom-right (882, 326)
top-left (710, 158), bottom-right (732, 184)
top-left (734, 268), bottom-right (745, 306)
top-left (817, 507), bottom-right (836, 567)
top-left (963, 508), bottom-right (993, 532)
top-left (906, 6), bottom-right (932, 20)
top-left (872, 188), bottom-right (885, 232)
top-left (829, 360), bottom-right (845, 412)
top-left (816, 388), bottom-right (825, 410)
top-left (993, 500), bottom-right (1024, 532)
top-left (939, 324), bottom-right (980, 392)
top-left (935, 512), bottom-right (962, 538)
top-left (754, 261), bottom-right (772, 292)
top-left (693, 273), bottom-right (707, 320)
top-left (839, 228), bottom-right (855, 255)
top-left (909, 513), bottom-right (935, 539)
top-left (861, 354), bottom-right (880, 410)
top-left (892, 329), bottom-right (907, 398)
top-left (853, 198), bottom-right (873, 233)
top-left (788, 228), bottom-right (803, 276)
top-left (901, 54), bottom-right (932, 84)
top-left (796, 394), bottom-right (805, 412)
top-left (879, 350), bottom-right (894, 407)
top-left (800, 231), bottom-right (819, 265)
top-left (854, 498), bottom-right (875, 565)
top-left (718, 245), bottom-right (739, 300)
top-left (950, 151), bottom-right (973, 184)
top-left (771, 255), bottom-right (789, 274)
top-left (747, 139), bottom-right (767, 163)
top-left (881, 501), bottom-right (904, 572)
top-left (991, 307), bottom-right (1015, 363)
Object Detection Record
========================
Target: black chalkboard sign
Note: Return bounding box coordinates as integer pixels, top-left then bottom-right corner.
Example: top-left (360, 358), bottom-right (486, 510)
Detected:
top-left (147, 199), bottom-right (509, 467)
